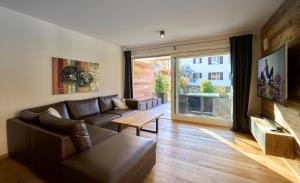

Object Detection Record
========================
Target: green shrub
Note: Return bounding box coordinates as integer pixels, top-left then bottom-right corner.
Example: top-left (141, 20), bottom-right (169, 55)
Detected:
top-left (200, 80), bottom-right (214, 93)
top-left (154, 74), bottom-right (169, 94)
top-left (214, 86), bottom-right (228, 96)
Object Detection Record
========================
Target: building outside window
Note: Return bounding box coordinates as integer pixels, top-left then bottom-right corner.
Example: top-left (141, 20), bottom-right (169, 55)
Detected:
top-left (193, 72), bottom-right (202, 80)
top-left (178, 54), bottom-right (230, 88)
top-left (208, 56), bottom-right (223, 65)
top-left (193, 58), bottom-right (202, 64)
top-left (208, 72), bottom-right (223, 80)
top-left (175, 53), bottom-right (231, 121)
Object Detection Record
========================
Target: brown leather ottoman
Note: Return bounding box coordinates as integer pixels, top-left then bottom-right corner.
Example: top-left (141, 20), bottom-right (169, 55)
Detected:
top-left (61, 134), bottom-right (156, 183)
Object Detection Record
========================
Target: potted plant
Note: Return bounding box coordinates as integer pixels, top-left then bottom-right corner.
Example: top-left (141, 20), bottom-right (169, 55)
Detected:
top-left (154, 74), bottom-right (169, 104)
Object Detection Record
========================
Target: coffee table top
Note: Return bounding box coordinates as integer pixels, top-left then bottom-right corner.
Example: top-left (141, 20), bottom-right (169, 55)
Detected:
top-left (111, 110), bottom-right (163, 128)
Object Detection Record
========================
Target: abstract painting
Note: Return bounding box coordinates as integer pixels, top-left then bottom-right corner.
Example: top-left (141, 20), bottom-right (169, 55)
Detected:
top-left (52, 57), bottom-right (99, 95)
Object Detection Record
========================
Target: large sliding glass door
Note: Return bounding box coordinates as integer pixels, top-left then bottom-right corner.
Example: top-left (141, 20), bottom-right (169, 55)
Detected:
top-left (174, 53), bottom-right (232, 122)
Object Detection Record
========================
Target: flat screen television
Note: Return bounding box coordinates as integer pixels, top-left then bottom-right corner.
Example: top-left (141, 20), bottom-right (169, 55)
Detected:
top-left (257, 44), bottom-right (287, 105)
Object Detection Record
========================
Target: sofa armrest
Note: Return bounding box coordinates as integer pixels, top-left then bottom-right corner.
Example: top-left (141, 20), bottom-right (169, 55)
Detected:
top-left (125, 99), bottom-right (138, 110)
top-left (7, 118), bottom-right (77, 182)
top-left (30, 125), bottom-right (77, 161)
top-left (7, 118), bottom-right (32, 167)
top-left (30, 125), bottom-right (76, 181)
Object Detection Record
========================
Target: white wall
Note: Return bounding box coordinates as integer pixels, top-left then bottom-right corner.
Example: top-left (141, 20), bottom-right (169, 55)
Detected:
top-left (0, 6), bottom-right (123, 156)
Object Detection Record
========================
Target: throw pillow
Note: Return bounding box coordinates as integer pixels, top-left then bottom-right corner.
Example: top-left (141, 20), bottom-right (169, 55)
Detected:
top-left (112, 98), bottom-right (129, 110)
top-left (39, 113), bottom-right (92, 151)
top-left (47, 107), bottom-right (62, 118)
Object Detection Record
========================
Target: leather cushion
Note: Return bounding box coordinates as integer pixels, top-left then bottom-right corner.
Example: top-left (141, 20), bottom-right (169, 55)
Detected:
top-left (82, 113), bottom-right (119, 127)
top-left (26, 102), bottom-right (71, 119)
top-left (19, 110), bottom-right (40, 123)
top-left (61, 134), bottom-right (156, 183)
top-left (39, 113), bottom-right (92, 151)
top-left (86, 125), bottom-right (117, 145)
top-left (125, 99), bottom-right (138, 109)
top-left (67, 98), bottom-right (100, 119)
top-left (99, 95), bottom-right (118, 112)
top-left (105, 109), bottom-right (137, 117)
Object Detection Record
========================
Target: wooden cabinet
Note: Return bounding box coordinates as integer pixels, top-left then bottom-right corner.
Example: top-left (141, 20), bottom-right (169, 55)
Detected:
top-left (251, 116), bottom-right (295, 159)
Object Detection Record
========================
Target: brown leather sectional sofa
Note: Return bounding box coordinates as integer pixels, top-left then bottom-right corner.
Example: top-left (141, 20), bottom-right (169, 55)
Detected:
top-left (6, 95), bottom-right (156, 183)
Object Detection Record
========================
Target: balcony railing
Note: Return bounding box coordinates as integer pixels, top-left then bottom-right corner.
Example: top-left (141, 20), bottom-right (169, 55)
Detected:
top-left (177, 93), bottom-right (231, 120)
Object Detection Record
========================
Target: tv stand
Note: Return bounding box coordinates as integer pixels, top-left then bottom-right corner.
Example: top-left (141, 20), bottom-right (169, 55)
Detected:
top-left (250, 116), bottom-right (295, 159)
top-left (260, 115), bottom-right (288, 132)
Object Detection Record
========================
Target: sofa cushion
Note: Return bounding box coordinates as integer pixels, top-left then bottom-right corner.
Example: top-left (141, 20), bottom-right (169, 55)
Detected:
top-left (67, 98), bottom-right (100, 119)
top-left (19, 110), bottom-right (40, 123)
top-left (86, 124), bottom-right (117, 145)
top-left (39, 113), bottom-right (92, 151)
top-left (112, 98), bottom-right (129, 110)
top-left (99, 95), bottom-right (118, 112)
top-left (27, 102), bottom-right (70, 119)
top-left (82, 113), bottom-right (120, 127)
top-left (61, 134), bottom-right (156, 183)
top-left (125, 99), bottom-right (138, 110)
top-left (105, 109), bottom-right (137, 117)
top-left (47, 107), bottom-right (62, 118)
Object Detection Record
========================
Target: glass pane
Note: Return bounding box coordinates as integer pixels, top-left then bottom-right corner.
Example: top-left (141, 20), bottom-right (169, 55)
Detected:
top-left (175, 54), bottom-right (232, 121)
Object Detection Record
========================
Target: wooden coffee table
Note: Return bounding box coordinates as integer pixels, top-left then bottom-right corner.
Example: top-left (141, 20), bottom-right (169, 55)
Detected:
top-left (112, 110), bottom-right (163, 136)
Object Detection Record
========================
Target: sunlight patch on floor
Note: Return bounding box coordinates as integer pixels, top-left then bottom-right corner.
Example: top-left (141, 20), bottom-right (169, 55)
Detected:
top-left (198, 128), bottom-right (297, 182)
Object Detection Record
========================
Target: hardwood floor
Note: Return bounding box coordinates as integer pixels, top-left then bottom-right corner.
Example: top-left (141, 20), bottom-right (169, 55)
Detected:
top-left (0, 119), bottom-right (299, 183)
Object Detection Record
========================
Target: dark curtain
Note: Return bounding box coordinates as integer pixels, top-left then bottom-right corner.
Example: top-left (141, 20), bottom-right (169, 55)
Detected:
top-left (230, 34), bottom-right (253, 133)
top-left (124, 51), bottom-right (133, 98)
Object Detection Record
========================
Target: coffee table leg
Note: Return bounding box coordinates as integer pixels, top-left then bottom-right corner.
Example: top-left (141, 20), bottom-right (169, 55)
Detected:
top-left (140, 118), bottom-right (159, 134)
top-left (136, 128), bottom-right (140, 136)
top-left (117, 124), bottom-right (122, 132)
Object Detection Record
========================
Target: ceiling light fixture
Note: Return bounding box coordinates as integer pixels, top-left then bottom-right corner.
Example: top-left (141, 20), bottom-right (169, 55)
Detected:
top-left (160, 31), bottom-right (165, 38)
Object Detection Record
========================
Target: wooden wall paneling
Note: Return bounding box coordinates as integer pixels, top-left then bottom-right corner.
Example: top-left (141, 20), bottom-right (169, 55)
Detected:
top-left (261, 0), bottom-right (300, 138)
top-left (261, 0), bottom-right (300, 178)
top-left (261, 0), bottom-right (300, 55)
top-left (288, 38), bottom-right (300, 97)
top-left (133, 61), bottom-right (155, 100)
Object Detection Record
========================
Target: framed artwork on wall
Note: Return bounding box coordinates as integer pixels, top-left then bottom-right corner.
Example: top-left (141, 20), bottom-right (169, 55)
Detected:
top-left (52, 57), bottom-right (99, 95)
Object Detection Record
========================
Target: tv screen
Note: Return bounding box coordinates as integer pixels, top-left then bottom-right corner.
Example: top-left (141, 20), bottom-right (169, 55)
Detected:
top-left (257, 45), bottom-right (287, 105)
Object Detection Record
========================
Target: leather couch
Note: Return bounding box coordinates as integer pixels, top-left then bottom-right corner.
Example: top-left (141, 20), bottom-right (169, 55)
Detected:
top-left (6, 95), bottom-right (156, 183)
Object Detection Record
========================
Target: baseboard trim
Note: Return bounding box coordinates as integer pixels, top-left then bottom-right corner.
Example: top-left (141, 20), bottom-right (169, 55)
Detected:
top-left (0, 154), bottom-right (9, 159)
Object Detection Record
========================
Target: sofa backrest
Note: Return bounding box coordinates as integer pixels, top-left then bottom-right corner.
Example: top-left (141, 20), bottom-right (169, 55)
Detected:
top-left (99, 95), bottom-right (119, 112)
top-left (27, 101), bottom-right (70, 119)
top-left (66, 98), bottom-right (100, 119)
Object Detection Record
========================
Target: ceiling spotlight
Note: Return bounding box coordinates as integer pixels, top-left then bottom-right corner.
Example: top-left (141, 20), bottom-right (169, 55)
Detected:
top-left (160, 31), bottom-right (165, 38)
